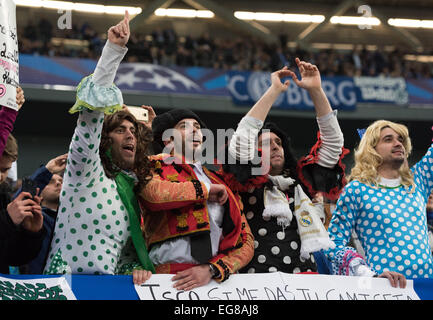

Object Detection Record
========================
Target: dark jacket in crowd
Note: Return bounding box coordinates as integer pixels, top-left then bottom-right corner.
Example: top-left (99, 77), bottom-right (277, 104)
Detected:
top-left (0, 183), bottom-right (45, 274)
top-left (24, 207), bottom-right (57, 274)
top-left (14, 166), bottom-right (57, 274)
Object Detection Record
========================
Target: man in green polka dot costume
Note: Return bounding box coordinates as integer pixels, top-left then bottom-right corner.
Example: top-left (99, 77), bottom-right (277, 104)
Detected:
top-left (44, 12), bottom-right (154, 276)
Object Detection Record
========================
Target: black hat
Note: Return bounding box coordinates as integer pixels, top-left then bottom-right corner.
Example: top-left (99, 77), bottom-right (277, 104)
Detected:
top-left (152, 108), bottom-right (207, 153)
top-left (259, 122), bottom-right (298, 177)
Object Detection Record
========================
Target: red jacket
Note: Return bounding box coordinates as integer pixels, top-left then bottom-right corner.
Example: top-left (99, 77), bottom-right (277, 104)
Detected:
top-left (138, 154), bottom-right (256, 282)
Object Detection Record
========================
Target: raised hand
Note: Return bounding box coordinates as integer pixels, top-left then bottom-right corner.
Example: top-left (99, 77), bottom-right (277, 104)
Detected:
top-left (46, 153), bottom-right (68, 175)
top-left (289, 57), bottom-right (322, 90)
top-left (108, 10), bottom-right (130, 47)
top-left (138, 105), bottom-right (156, 129)
top-left (270, 66), bottom-right (293, 93)
top-left (245, 66), bottom-right (294, 121)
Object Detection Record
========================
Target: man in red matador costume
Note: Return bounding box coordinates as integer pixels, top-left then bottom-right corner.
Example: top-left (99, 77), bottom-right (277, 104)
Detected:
top-left (136, 107), bottom-right (266, 290)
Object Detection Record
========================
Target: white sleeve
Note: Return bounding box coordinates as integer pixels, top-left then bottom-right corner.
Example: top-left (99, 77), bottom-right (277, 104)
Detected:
top-left (316, 110), bottom-right (344, 169)
top-left (228, 116), bottom-right (263, 162)
top-left (93, 41), bottom-right (128, 87)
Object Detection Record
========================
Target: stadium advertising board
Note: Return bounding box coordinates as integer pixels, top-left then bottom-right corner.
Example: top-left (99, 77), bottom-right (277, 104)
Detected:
top-left (18, 55), bottom-right (433, 108)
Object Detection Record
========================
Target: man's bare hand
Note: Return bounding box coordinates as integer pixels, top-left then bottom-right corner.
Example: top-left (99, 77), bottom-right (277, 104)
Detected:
top-left (22, 193), bottom-right (44, 233)
top-left (139, 105), bottom-right (156, 129)
top-left (172, 265), bottom-right (212, 291)
top-left (208, 184), bottom-right (228, 206)
top-left (108, 11), bottom-right (130, 47)
top-left (7, 190), bottom-right (43, 233)
top-left (132, 269), bottom-right (153, 285)
top-left (46, 153), bottom-right (68, 175)
top-left (288, 57), bottom-right (322, 91)
top-left (378, 271), bottom-right (407, 288)
top-left (269, 66), bottom-right (293, 93)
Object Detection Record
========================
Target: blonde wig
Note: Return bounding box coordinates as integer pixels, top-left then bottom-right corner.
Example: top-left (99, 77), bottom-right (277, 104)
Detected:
top-left (349, 120), bottom-right (414, 190)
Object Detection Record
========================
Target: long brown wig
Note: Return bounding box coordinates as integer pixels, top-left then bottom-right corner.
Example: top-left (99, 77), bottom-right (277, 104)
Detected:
top-left (99, 110), bottom-right (153, 192)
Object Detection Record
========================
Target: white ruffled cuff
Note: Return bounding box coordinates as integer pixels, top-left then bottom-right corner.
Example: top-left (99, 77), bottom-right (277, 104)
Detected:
top-left (69, 75), bottom-right (123, 115)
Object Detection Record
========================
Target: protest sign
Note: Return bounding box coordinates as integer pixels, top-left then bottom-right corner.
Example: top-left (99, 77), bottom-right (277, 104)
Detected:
top-left (134, 272), bottom-right (420, 300)
top-left (0, 0), bottom-right (19, 110)
top-left (278, 273), bottom-right (419, 300)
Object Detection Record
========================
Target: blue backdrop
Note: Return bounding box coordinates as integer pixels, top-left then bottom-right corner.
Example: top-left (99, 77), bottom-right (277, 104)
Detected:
top-left (18, 54), bottom-right (433, 110)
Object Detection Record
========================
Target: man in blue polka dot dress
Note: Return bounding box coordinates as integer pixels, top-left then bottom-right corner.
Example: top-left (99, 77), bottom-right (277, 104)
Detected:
top-left (326, 120), bottom-right (433, 286)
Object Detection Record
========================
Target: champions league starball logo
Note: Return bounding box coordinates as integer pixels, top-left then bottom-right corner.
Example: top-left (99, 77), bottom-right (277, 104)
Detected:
top-left (115, 63), bottom-right (201, 92)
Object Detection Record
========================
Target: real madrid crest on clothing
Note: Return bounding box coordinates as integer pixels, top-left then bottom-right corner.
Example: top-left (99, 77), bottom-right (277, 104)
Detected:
top-left (229, 114), bottom-right (348, 275)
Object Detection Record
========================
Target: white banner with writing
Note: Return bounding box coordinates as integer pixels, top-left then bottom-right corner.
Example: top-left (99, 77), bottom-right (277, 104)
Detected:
top-left (0, 0), bottom-right (19, 110)
top-left (0, 276), bottom-right (76, 300)
top-left (135, 273), bottom-right (420, 301)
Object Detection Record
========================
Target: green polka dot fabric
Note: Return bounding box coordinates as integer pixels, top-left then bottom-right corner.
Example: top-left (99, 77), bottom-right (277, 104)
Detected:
top-left (44, 106), bottom-right (138, 275)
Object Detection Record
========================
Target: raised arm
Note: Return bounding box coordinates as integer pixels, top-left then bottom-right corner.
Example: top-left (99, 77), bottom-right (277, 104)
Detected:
top-left (411, 143), bottom-right (433, 201)
top-left (65, 12), bottom-right (130, 186)
top-left (291, 57), bottom-right (345, 171)
top-left (228, 67), bottom-right (292, 165)
top-left (92, 10), bottom-right (130, 87)
top-left (246, 67), bottom-right (292, 121)
top-left (13, 154), bottom-right (67, 199)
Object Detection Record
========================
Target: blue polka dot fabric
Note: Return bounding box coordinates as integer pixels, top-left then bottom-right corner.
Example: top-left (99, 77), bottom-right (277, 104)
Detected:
top-left (327, 144), bottom-right (433, 278)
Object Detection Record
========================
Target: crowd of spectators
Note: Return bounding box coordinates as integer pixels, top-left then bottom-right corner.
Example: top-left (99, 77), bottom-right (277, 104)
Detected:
top-left (18, 18), bottom-right (433, 78)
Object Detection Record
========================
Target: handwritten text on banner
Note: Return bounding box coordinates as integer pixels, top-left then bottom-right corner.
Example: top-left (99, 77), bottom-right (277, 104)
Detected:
top-left (0, 0), bottom-right (19, 110)
top-left (135, 273), bottom-right (419, 301)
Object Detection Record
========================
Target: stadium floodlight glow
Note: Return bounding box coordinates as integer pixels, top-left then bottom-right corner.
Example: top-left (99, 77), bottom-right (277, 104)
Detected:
top-left (388, 18), bottom-right (433, 29)
top-left (103, 6), bottom-right (141, 15)
top-left (73, 3), bottom-right (106, 14)
top-left (233, 11), bottom-right (254, 20)
top-left (14, 0), bottom-right (142, 15)
top-left (14, 0), bottom-right (45, 7)
top-left (254, 12), bottom-right (285, 22)
top-left (330, 16), bottom-right (381, 26)
top-left (404, 54), bottom-right (433, 63)
top-left (284, 14), bottom-right (325, 23)
top-left (154, 8), bottom-right (214, 18)
top-left (234, 11), bottom-right (325, 23)
top-left (196, 10), bottom-right (214, 18)
top-left (42, 0), bottom-right (74, 10)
